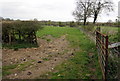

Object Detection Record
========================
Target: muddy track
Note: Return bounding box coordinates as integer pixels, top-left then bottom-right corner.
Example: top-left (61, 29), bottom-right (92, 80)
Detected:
top-left (2, 35), bottom-right (75, 79)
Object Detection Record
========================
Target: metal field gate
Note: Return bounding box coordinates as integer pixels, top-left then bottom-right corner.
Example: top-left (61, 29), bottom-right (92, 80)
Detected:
top-left (96, 30), bottom-right (109, 80)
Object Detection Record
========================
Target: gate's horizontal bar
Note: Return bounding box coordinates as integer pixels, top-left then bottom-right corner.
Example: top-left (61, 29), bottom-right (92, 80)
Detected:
top-left (108, 42), bottom-right (120, 48)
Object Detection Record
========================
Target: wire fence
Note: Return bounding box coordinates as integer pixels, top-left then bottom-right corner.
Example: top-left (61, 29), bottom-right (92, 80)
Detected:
top-left (96, 28), bottom-right (120, 80)
top-left (107, 43), bottom-right (120, 79)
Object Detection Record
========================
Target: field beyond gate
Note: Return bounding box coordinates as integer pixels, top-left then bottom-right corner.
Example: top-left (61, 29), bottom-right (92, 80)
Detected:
top-left (2, 26), bottom-right (102, 79)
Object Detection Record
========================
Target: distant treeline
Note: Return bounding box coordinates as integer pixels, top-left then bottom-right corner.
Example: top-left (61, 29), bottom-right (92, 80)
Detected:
top-left (40, 21), bottom-right (120, 27)
top-left (1, 17), bottom-right (120, 27)
top-left (95, 22), bottom-right (120, 27)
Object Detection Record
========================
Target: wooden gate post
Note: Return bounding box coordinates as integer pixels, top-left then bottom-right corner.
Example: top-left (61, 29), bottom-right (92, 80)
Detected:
top-left (105, 36), bottom-right (108, 80)
top-left (96, 27), bottom-right (101, 32)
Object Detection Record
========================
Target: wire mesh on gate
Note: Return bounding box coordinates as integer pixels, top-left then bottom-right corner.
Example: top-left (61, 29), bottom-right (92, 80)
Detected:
top-left (107, 43), bottom-right (120, 79)
top-left (96, 30), bottom-right (108, 80)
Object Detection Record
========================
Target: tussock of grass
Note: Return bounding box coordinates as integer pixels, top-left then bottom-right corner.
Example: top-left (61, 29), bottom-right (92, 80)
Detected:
top-left (3, 64), bottom-right (18, 76)
top-left (42, 58), bottom-right (50, 61)
top-left (3, 60), bottom-right (34, 76)
top-left (17, 61), bottom-right (33, 71)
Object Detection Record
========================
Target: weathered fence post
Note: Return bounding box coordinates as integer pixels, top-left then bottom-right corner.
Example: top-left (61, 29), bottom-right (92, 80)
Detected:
top-left (96, 27), bottom-right (101, 32)
top-left (105, 36), bottom-right (108, 80)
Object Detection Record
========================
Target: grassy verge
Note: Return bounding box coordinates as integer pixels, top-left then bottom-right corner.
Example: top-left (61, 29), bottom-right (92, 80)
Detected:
top-left (37, 26), bottom-right (102, 79)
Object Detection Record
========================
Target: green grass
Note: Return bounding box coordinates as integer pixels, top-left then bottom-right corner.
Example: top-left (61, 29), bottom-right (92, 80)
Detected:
top-left (3, 60), bottom-right (34, 76)
top-left (46, 39), bottom-right (51, 42)
top-left (42, 58), bottom-right (50, 61)
top-left (37, 26), bottom-right (102, 79)
top-left (82, 26), bottom-right (119, 43)
top-left (95, 26), bottom-right (119, 33)
top-left (3, 26), bottom-right (102, 79)
top-left (95, 26), bottom-right (119, 43)
top-left (17, 61), bottom-right (33, 71)
top-left (3, 43), bottom-right (38, 49)
top-left (36, 26), bottom-right (75, 38)
top-left (41, 37), bottom-right (51, 42)
top-left (3, 64), bottom-right (18, 76)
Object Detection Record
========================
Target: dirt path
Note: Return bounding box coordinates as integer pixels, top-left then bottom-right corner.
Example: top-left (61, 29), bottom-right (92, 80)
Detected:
top-left (2, 35), bottom-right (75, 79)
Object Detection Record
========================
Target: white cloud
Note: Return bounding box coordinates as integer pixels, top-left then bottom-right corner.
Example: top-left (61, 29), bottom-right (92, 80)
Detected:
top-left (0, 0), bottom-right (119, 22)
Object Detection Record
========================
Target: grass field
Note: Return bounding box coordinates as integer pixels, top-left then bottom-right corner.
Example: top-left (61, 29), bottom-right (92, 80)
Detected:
top-left (96, 26), bottom-right (119, 43)
top-left (97, 26), bottom-right (119, 33)
top-left (83, 26), bottom-right (119, 43)
top-left (2, 26), bottom-right (102, 79)
top-left (37, 26), bottom-right (102, 79)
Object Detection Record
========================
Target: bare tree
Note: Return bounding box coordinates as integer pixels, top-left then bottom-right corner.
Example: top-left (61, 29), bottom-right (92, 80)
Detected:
top-left (92, 0), bottom-right (114, 24)
top-left (73, 0), bottom-right (93, 25)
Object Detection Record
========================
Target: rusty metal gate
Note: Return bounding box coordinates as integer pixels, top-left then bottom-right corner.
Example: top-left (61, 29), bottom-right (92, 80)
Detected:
top-left (96, 30), bottom-right (109, 80)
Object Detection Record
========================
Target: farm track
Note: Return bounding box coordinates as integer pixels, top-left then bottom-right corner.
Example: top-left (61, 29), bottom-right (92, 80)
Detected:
top-left (2, 35), bottom-right (75, 79)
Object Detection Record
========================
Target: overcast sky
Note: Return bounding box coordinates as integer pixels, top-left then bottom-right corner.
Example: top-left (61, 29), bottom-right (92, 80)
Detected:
top-left (0, 0), bottom-right (120, 22)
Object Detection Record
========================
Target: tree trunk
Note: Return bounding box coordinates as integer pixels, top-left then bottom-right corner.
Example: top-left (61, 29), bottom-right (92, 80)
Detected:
top-left (84, 18), bottom-right (87, 26)
top-left (93, 13), bottom-right (98, 24)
